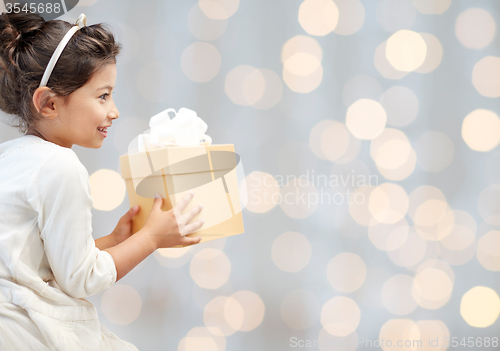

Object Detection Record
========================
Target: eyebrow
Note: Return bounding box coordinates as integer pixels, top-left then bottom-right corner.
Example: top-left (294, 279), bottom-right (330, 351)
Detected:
top-left (94, 85), bottom-right (114, 92)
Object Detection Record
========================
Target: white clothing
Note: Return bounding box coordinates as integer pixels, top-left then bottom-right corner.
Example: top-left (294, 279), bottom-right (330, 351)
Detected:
top-left (0, 135), bottom-right (138, 350)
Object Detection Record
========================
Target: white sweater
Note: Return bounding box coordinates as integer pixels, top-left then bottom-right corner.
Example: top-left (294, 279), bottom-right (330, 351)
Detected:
top-left (0, 135), bottom-right (138, 350)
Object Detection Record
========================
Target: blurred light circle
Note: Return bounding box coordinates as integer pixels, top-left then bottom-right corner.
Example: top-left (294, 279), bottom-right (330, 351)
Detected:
top-left (370, 128), bottom-right (415, 178)
top-left (412, 0), bottom-right (451, 14)
top-left (282, 35), bottom-right (323, 63)
top-left (320, 296), bottom-right (360, 336)
top-left (387, 230), bottom-right (427, 268)
top-left (252, 69), bottom-right (283, 110)
top-left (438, 240), bottom-right (477, 266)
top-left (280, 179), bottom-right (319, 219)
top-left (309, 120), bottom-right (336, 160)
top-left (381, 274), bottom-right (419, 315)
top-left (204, 296), bottom-right (243, 336)
top-left (455, 8), bottom-right (496, 50)
top-left (272, 232), bottom-right (312, 272)
top-left (230, 290), bottom-right (265, 331)
top-left (368, 218), bottom-right (410, 251)
top-left (181, 42), bottom-right (221, 82)
top-left (380, 86), bottom-right (419, 127)
top-left (472, 56), bottom-right (500, 98)
top-left (320, 121), bottom-right (350, 161)
top-left (89, 169), bottom-right (126, 211)
top-left (346, 99), bottom-right (387, 140)
top-left (283, 62), bottom-right (324, 93)
top-left (190, 248), bottom-right (231, 289)
top-left (415, 33), bottom-right (443, 73)
top-left (284, 52), bottom-right (321, 76)
top-left (369, 183), bottom-right (409, 224)
top-left (225, 65), bottom-right (259, 106)
top-left (417, 259), bottom-right (455, 284)
top-left (386, 30), bottom-right (427, 72)
top-left (188, 4), bottom-right (228, 41)
top-left (281, 289), bottom-right (321, 329)
top-left (414, 199), bottom-right (448, 227)
top-left (379, 319), bottom-right (419, 351)
top-left (372, 130), bottom-right (416, 180)
top-left (225, 66), bottom-right (280, 108)
top-left (101, 284), bottom-right (142, 325)
top-left (343, 75), bottom-right (383, 107)
top-left (374, 41), bottom-right (409, 80)
top-left (326, 252), bottom-right (367, 293)
top-left (157, 246), bottom-right (192, 258)
top-left (244, 171), bottom-right (280, 213)
top-left (375, 139), bottom-right (412, 170)
top-left (298, 0), bottom-right (339, 36)
top-left (198, 0), bottom-right (240, 20)
top-left (462, 109), bottom-right (500, 151)
top-left (415, 207), bottom-right (454, 242)
top-left (377, 0), bottom-right (417, 33)
top-left (408, 185), bottom-right (447, 224)
top-left (461, 286), bottom-right (500, 328)
top-left (415, 131), bottom-right (454, 172)
top-left (439, 210), bottom-right (476, 251)
top-left (332, 0), bottom-right (365, 35)
top-left (477, 230), bottom-right (500, 271)
top-left (378, 150), bottom-right (416, 180)
top-left (241, 68), bottom-right (266, 105)
top-left (412, 268), bottom-right (453, 308)
top-left (415, 320), bottom-right (450, 351)
top-left (178, 326), bottom-right (226, 351)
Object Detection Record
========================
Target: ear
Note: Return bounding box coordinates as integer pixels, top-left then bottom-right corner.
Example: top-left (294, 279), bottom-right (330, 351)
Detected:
top-left (32, 87), bottom-right (59, 119)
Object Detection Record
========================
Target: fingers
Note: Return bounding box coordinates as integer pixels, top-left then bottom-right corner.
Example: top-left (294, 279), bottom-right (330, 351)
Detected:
top-left (182, 203), bottom-right (203, 224)
top-left (182, 219), bottom-right (205, 236)
top-left (173, 191), bottom-right (195, 215)
top-left (182, 236), bottom-right (203, 246)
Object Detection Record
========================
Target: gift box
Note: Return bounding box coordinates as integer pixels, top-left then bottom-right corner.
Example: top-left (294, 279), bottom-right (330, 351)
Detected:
top-left (120, 143), bottom-right (245, 248)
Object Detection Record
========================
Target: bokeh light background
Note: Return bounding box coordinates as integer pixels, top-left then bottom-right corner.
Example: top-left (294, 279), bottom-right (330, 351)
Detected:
top-left (1, 0), bottom-right (500, 349)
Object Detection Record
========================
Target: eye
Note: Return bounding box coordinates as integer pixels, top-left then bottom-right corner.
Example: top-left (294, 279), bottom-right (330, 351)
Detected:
top-left (99, 93), bottom-right (110, 101)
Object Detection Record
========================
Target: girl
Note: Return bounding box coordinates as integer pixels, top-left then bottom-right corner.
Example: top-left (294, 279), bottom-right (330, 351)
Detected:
top-left (0, 12), bottom-right (204, 350)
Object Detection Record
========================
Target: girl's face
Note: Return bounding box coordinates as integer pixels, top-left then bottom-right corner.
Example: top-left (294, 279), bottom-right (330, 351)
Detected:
top-left (33, 63), bottom-right (120, 149)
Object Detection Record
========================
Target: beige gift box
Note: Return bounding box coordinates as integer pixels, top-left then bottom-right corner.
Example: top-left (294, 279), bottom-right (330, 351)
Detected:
top-left (120, 144), bottom-right (244, 248)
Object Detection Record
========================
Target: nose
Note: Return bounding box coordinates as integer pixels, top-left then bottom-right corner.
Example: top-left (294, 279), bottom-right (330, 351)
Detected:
top-left (108, 100), bottom-right (120, 120)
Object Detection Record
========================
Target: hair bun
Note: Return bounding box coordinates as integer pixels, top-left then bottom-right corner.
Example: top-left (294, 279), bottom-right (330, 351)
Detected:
top-left (0, 13), bottom-right (45, 54)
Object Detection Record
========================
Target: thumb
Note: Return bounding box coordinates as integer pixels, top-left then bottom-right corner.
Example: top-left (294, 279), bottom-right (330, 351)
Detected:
top-left (153, 193), bottom-right (163, 209)
top-left (128, 205), bottom-right (140, 216)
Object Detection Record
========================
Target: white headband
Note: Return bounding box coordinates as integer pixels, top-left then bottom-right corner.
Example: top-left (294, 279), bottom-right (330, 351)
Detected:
top-left (39, 13), bottom-right (87, 88)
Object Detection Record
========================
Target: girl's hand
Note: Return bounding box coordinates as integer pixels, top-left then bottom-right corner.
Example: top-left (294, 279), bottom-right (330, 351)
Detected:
top-left (143, 192), bottom-right (204, 249)
top-left (111, 205), bottom-right (141, 245)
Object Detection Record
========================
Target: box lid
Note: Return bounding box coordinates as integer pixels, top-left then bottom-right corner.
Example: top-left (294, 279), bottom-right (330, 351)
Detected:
top-left (120, 144), bottom-right (238, 179)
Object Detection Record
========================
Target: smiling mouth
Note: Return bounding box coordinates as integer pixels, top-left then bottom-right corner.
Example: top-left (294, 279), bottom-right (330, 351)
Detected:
top-left (97, 127), bottom-right (108, 137)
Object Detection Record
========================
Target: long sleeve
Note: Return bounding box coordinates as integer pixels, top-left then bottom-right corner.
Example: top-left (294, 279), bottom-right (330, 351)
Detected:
top-left (25, 150), bottom-right (117, 299)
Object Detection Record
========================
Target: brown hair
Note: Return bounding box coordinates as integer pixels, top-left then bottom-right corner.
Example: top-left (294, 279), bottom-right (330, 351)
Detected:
top-left (0, 12), bottom-right (121, 134)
